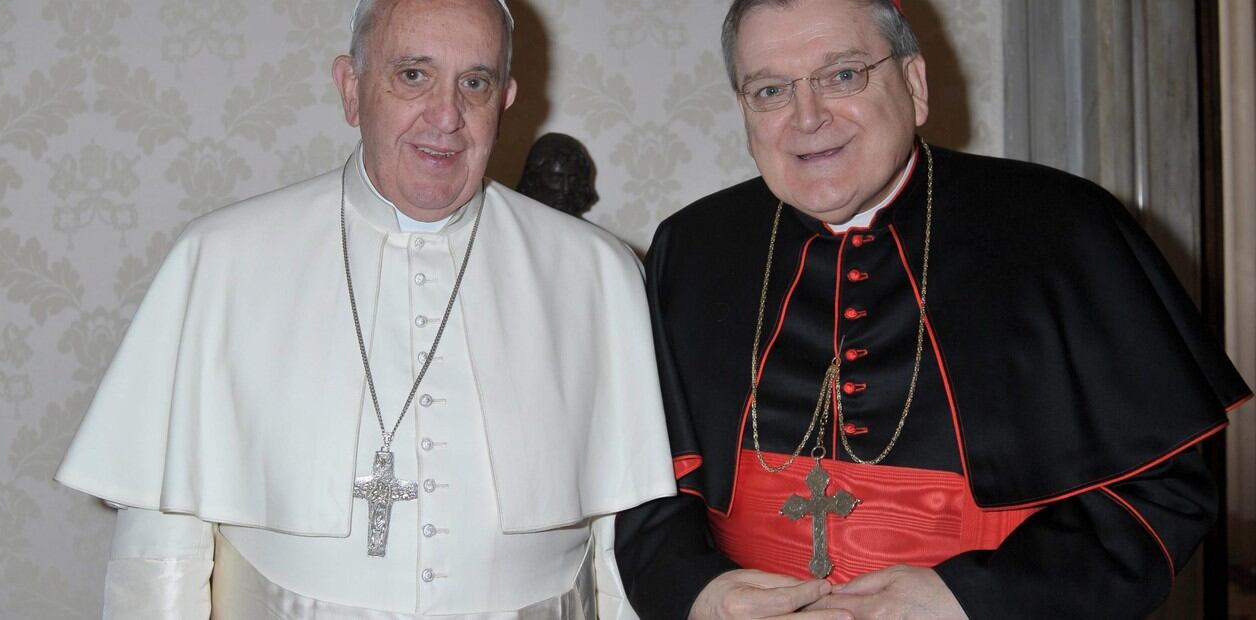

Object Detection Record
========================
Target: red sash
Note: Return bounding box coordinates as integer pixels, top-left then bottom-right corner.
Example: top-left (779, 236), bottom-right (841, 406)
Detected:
top-left (707, 449), bottom-right (1038, 582)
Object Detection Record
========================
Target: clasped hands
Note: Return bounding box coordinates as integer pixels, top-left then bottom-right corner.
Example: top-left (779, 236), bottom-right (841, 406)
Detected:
top-left (690, 565), bottom-right (967, 620)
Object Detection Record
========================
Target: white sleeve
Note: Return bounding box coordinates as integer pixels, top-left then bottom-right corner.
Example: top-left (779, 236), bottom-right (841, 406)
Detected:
top-left (592, 513), bottom-right (640, 620)
top-left (103, 506), bottom-right (215, 620)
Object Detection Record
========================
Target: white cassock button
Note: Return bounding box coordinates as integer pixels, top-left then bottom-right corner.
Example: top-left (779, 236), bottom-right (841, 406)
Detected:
top-left (415, 315), bottom-right (428, 328)
top-left (418, 351), bottom-right (429, 364)
top-left (419, 394), bottom-right (435, 407)
top-left (423, 478), bottom-right (437, 493)
top-left (420, 437), bottom-right (435, 451)
top-left (422, 523), bottom-right (437, 537)
top-left (421, 568), bottom-right (435, 582)
top-left (412, 237), bottom-right (425, 249)
top-left (414, 273), bottom-right (427, 286)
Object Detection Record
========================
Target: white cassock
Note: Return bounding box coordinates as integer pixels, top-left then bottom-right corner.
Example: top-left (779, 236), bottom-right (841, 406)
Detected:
top-left (55, 146), bottom-right (676, 618)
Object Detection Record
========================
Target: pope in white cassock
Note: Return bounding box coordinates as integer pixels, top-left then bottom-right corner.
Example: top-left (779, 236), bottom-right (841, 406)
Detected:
top-left (54, 0), bottom-right (676, 617)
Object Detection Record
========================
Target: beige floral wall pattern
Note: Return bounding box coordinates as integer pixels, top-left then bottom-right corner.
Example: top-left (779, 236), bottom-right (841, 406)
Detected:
top-left (0, 0), bottom-right (1001, 615)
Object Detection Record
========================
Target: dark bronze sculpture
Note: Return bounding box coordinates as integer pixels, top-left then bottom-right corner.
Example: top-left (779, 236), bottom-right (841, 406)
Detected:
top-left (517, 133), bottom-right (599, 218)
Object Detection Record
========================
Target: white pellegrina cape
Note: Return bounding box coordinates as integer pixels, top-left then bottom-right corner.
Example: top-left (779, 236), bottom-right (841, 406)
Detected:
top-left (56, 149), bottom-right (674, 548)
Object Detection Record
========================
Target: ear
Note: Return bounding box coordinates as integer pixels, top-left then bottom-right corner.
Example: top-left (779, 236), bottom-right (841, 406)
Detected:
top-left (901, 55), bottom-right (929, 127)
top-left (332, 55), bottom-right (362, 128)
top-left (502, 77), bottom-right (518, 111)
top-left (741, 115), bottom-right (758, 160)
top-left (734, 96), bottom-right (757, 158)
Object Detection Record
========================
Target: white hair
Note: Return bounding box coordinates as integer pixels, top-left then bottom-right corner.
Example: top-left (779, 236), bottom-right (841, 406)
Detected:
top-left (349, 0), bottom-right (515, 75)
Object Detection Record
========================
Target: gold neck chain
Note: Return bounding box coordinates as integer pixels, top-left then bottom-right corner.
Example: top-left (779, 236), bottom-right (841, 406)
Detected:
top-left (750, 142), bottom-right (934, 471)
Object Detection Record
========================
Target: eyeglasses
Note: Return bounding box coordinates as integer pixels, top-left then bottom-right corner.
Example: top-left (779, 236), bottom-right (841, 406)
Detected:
top-left (738, 54), bottom-right (895, 112)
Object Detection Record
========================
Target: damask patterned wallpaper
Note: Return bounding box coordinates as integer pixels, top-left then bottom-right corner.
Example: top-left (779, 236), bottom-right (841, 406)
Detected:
top-left (0, 0), bottom-right (1002, 615)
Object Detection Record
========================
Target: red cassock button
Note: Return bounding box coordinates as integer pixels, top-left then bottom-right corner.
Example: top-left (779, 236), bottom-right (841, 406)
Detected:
top-left (843, 307), bottom-right (868, 320)
top-left (847, 269), bottom-right (869, 282)
top-left (842, 381), bottom-right (867, 395)
top-left (844, 348), bottom-right (869, 362)
top-left (851, 234), bottom-right (876, 247)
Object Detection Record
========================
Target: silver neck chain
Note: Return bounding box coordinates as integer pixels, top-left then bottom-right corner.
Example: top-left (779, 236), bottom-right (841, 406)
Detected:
top-left (339, 160), bottom-right (484, 451)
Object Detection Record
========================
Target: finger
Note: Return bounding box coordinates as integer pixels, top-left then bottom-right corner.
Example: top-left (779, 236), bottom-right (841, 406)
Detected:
top-left (737, 571), bottom-right (815, 588)
top-left (750, 580), bottom-right (836, 617)
top-left (809, 593), bottom-right (877, 619)
top-left (804, 593), bottom-right (867, 610)
top-left (833, 566), bottom-right (898, 595)
top-left (767, 608), bottom-right (856, 620)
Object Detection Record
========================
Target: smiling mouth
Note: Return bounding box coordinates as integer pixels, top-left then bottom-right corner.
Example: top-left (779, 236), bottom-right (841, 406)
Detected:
top-left (416, 146), bottom-right (458, 159)
top-left (798, 147), bottom-right (842, 161)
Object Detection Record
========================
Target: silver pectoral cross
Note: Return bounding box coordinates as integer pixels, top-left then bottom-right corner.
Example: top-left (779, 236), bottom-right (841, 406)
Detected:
top-left (353, 450), bottom-right (419, 557)
top-left (780, 460), bottom-right (860, 578)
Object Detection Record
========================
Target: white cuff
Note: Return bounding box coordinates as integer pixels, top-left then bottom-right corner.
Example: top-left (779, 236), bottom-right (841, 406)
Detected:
top-left (104, 506), bottom-right (215, 618)
top-left (103, 558), bottom-right (213, 619)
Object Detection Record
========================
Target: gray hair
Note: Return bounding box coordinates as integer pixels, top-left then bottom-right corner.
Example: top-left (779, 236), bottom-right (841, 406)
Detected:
top-left (721, 0), bottom-right (919, 90)
top-left (350, 0), bottom-right (514, 76)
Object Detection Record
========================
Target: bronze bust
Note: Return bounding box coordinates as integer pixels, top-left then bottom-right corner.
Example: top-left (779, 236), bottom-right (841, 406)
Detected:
top-left (517, 133), bottom-right (599, 218)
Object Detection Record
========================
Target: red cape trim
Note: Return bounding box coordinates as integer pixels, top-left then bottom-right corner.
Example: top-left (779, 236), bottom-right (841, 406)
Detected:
top-left (673, 454), bottom-right (703, 480)
top-left (980, 421), bottom-right (1228, 510)
top-left (1099, 486), bottom-right (1176, 579)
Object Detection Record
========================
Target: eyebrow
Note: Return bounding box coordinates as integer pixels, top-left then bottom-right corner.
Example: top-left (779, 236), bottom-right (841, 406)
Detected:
top-left (389, 55), bottom-right (434, 67)
top-left (740, 48), bottom-right (872, 85)
top-left (388, 56), bottom-right (500, 76)
top-left (822, 48), bottom-right (871, 64)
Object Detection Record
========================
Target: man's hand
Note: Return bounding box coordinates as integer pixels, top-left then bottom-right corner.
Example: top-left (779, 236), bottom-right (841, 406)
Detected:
top-left (690, 569), bottom-right (847, 620)
top-left (805, 565), bottom-right (967, 620)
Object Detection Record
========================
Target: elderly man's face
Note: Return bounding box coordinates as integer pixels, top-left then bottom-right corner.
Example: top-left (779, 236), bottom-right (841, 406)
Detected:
top-left (334, 0), bottom-right (516, 221)
top-left (735, 0), bottom-right (927, 224)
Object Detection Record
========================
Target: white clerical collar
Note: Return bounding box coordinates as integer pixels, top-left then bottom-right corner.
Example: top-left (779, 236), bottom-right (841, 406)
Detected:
top-left (350, 143), bottom-right (482, 234)
top-left (825, 146), bottom-right (919, 234)
top-left (395, 208), bottom-right (452, 232)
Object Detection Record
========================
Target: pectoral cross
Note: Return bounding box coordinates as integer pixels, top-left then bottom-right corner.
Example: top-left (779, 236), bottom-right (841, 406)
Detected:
top-left (780, 460), bottom-right (860, 578)
top-left (353, 450), bottom-right (419, 557)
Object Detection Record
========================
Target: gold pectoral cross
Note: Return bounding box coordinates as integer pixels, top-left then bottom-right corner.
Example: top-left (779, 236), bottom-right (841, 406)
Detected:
top-left (780, 460), bottom-right (860, 578)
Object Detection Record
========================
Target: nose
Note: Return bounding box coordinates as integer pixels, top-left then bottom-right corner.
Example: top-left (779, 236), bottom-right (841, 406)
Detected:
top-left (422, 82), bottom-right (466, 134)
top-left (790, 83), bottom-right (831, 133)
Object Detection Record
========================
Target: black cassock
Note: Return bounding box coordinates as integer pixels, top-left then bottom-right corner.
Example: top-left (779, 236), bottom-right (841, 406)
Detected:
top-left (614, 145), bottom-right (1251, 619)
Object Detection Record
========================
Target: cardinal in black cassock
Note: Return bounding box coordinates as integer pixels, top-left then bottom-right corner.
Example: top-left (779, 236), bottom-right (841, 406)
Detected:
top-left (615, 143), bottom-right (1251, 618)
top-left (613, 2), bottom-right (1250, 617)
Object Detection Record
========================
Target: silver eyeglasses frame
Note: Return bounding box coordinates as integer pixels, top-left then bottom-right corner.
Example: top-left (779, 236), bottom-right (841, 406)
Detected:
top-left (738, 54), bottom-right (896, 112)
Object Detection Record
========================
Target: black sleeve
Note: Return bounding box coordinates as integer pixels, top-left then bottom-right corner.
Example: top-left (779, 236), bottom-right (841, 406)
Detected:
top-left (934, 449), bottom-right (1216, 619)
top-left (614, 221), bottom-right (742, 619)
top-left (615, 493), bottom-right (741, 620)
